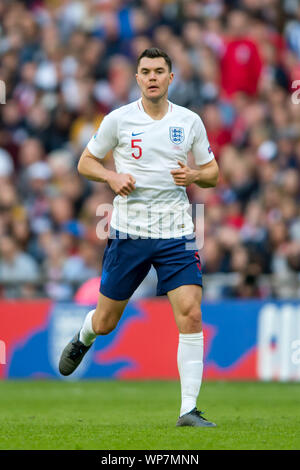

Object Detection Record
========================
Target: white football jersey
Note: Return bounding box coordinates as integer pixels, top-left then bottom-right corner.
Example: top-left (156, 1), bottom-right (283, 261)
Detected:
top-left (87, 98), bottom-right (214, 238)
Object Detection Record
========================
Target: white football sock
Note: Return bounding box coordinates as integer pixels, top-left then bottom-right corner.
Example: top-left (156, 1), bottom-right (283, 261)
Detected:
top-left (79, 309), bottom-right (97, 346)
top-left (177, 331), bottom-right (204, 417)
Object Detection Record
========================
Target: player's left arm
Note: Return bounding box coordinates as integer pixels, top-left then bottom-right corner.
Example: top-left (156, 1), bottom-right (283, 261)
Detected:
top-left (170, 114), bottom-right (220, 188)
top-left (170, 158), bottom-right (219, 188)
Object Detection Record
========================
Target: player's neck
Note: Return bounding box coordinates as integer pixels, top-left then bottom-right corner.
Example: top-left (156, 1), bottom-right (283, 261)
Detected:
top-left (141, 96), bottom-right (169, 120)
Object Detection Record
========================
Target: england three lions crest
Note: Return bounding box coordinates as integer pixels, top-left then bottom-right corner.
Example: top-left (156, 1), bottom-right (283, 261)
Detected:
top-left (169, 127), bottom-right (185, 144)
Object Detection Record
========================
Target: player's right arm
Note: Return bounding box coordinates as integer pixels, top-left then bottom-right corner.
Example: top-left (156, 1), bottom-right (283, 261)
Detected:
top-left (77, 149), bottom-right (136, 197)
top-left (77, 112), bottom-right (136, 197)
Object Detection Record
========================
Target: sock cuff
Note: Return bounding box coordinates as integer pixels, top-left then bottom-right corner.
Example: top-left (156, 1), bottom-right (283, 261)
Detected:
top-left (79, 309), bottom-right (96, 345)
top-left (179, 331), bottom-right (203, 344)
top-left (87, 309), bottom-right (96, 323)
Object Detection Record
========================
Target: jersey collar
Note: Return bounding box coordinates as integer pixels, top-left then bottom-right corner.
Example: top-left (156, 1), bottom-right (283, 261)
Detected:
top-left (137, 98), bottom-right (172, 121)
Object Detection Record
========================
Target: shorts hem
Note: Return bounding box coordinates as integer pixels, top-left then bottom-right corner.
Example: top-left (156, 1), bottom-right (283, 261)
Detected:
top-left (99, 286), bottom-right (131, 301)
top-left (157, 280), bottom-right (203, 296)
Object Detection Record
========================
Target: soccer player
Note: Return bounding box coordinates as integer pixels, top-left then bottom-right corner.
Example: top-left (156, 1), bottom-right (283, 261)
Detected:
top-left (59, 48), bottom-right (219, 427)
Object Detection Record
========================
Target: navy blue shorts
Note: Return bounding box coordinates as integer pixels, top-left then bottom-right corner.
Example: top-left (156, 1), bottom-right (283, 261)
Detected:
top-left (99, 230), bottom-right (203, 301)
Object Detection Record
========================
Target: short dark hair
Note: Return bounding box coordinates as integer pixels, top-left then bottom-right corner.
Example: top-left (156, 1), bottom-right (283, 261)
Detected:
top-left (137, 48), bottom-right (172, 72)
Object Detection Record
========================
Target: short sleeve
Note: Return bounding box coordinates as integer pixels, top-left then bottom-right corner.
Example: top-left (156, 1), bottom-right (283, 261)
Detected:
top-left (191, 115), bottom-right (215, 166)
top-left (87, 111), bottom-right (118, 159)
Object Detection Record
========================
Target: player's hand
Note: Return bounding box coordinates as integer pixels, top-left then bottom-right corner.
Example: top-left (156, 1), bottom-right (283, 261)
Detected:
top-left (107, 173), bottom-right (136, 197)
top-left (170, 161), bottom-right (196, 187)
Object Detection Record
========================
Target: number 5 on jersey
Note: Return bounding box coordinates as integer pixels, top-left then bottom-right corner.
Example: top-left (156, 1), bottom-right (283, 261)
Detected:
top-left (131, 139), bottom-right (142, 159)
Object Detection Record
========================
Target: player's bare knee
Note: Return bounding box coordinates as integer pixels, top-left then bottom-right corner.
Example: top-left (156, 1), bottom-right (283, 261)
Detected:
top-left (93, 319), bottom-right (118, 335)
top-left (181, 308), bottom-right (202, 331)
top-left (179, 300), bottom-right (201, 318)
top-left (92, 312), bottom-right (119, 335)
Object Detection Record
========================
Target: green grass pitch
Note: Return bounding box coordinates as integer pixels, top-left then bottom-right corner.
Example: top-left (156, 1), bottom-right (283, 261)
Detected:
top-left (0, 380), bottom-right (299, 450)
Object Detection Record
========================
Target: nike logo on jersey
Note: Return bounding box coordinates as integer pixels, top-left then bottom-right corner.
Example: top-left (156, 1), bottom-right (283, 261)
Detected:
top-left (132, 131), bottom-right (145, 136)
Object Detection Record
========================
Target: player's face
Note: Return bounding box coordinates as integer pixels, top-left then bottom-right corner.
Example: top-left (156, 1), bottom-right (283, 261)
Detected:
top-left (136, 57), bottom-right (173, 102)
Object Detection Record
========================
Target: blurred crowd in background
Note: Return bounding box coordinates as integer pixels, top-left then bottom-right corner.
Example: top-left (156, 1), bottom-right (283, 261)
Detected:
top-left (0, 0), bottom-right (300, 301)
